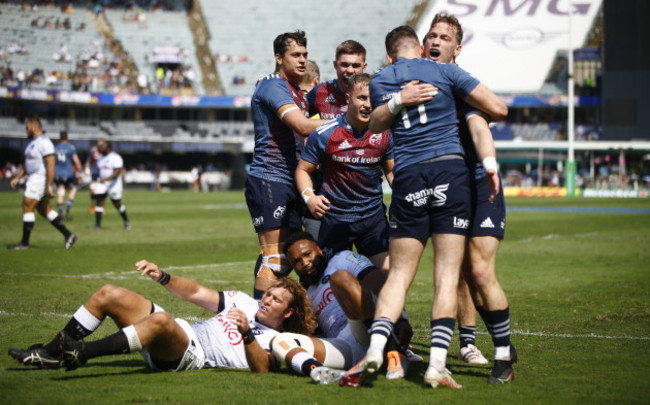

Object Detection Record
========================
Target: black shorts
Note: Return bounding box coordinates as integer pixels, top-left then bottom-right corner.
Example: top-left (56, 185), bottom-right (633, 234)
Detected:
top-left (469, 173), bottom-right (506, 238)
top-left (318, 207), bottom-right (389, 258)
top-left (389, 156), bottom-right (471, 239)
top-left (53, 176), bottom-right (77, 188)
top-left (244, 175), bottom-right (303, 233)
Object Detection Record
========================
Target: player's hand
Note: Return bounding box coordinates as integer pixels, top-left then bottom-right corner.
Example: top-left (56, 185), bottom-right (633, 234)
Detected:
top-left (135, 259), bottom-right (163, 281)
top-left (46, 185), bottom-right (55, 198)
top-left (9, 177), bottom-right (19, 189)
top-left (486, 169), bottom-right (500, 201)
top-left (400, 80), bottom-right (439, 106)
top-left (306, 195), bottom-right (330, 219)
top-left (227, 308), bottom-right (249, 334)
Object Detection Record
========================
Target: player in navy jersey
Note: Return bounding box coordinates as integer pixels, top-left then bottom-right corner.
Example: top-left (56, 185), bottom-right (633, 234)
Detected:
top-left (296, 73), bottom-right (393, 275)
top-left (54, 131), bottom-right (82, 220)
top-left (7, 116), bottom-right (77, 250)
top-left (422, 13), bottom-right (515, 384)
top-left (306, 40), bottom-right (368, 119)
top-left (341, 26), bottom-right (507, 389)
top-left (246, 30), bottom-right (328, 300)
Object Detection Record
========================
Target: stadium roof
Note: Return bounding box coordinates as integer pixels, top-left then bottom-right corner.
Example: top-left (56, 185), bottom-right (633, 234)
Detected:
top-left (416, 0), bottom-right (602, 94)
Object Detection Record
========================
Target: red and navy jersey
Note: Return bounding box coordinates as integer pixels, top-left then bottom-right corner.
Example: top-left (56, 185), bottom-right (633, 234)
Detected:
top-left (301, 115), bottom-right (393, 222)
top-left (250, 73), bottom-right (309, 185)
top-left (370, 57), bottom-right (479, 175)
top-left (306, 79), bottom-right (347, 120)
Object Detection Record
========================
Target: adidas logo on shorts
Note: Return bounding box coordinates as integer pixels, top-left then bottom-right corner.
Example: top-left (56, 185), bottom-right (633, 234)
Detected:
top-left (480, 217), bottom-right (495, 228)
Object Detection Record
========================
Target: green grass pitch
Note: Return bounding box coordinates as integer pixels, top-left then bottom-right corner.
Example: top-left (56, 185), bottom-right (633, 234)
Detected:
top-left (1, 190), bottom-right (649, 404)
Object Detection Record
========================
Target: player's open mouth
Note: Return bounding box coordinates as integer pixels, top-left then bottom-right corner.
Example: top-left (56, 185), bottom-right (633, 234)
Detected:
top-left (360, 109), bottom-right (371, 118)
top-left (429, 48), bottom-right (441, 59)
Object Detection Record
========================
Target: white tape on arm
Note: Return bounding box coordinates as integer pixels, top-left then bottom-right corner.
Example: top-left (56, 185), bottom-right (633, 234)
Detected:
top-left (387, 92), bottom-right (402, 115)
top-left (279, 106), bottom-right (299, 120)
top-left (482, 157), bottom-right (498, 172)
top-left (301, 188), bottom-right (315, 204)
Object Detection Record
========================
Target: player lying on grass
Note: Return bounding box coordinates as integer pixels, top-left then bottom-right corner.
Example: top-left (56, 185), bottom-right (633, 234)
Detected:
top-left (8, 260), bottom-right (316, 373)
top-left (270, 232), bottom-right (420, 385)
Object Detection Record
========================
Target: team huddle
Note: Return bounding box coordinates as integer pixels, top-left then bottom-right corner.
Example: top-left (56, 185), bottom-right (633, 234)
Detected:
top-left (8, 14), bottom-right (516, 389)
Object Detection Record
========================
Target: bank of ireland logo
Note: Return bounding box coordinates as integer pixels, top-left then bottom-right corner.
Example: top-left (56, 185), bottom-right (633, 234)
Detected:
top-left (273, 206), bottom-right (286, 219)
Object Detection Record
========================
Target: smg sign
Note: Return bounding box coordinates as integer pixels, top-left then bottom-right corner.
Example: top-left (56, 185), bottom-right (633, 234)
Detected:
top-left (441, 0), bottom-right (595, 16)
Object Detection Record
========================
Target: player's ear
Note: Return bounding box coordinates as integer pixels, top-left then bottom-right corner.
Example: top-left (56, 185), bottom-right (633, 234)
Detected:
top-left (385, 54), bottom-right (395, 64)
top-left (453, 44), bottom-right (462, 59)
top-left (283, 307), bottom-right (294, 319)
top-left (274, 52), bottom-right (283, 66)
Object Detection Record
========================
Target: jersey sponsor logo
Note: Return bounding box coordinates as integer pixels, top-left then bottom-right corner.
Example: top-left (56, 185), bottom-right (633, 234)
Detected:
top-left (480, 217), bottom-right (495, 228)
top-left (454, 216), bottom-right (470, 229)
top-left (314, 286), bottom-right (334, 317)
top-left (331, 154), bottom-right (381, 164)
top-left (253, 216), bottom-right (264, 227)
top-left (273, 206), bottom-right (286, 219)
top-left (215, 314), bottom-right (243, 345)
top-left (226, 290), bottom-right (238, 297)
top-left (369, 134), bottom-right (383, 145)
top-left (338, 140), bottom-right (352, 150)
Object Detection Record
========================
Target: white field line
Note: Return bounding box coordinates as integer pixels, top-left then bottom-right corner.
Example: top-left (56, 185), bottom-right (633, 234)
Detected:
top-left (0, 261), bottom-right (257, 281)
top-left (0, 310), bottom-right (646, 341)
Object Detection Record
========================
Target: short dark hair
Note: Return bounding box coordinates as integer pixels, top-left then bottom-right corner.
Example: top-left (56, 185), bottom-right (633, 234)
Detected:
top-left (385, 25), bottom-right (420, 56)
top-left (335, 40), bottom-right (366, 61)
top-left (346, 73), bottom-right (372, 95)
top-left (26, 114), bottom-right (42, 129)
top-left (273, 30), bottom-right (307, 57)
top-left (59, 130), bottom-right (68, 140)
top-left (430, 13), bottom-right (463, 45)
top-left (283, 231), bottom-right (316, 256)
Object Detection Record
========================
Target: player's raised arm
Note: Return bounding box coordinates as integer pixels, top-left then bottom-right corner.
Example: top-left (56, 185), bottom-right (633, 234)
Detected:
top-left (369, 81), bottom-right (437, 134)
top-left (227, 307), bottom-right (278, 373)
top-left (467, 113), bottom-right (500, 198)
top-left (135, 260), bottom-right (221, 312)
top-left (464, 83), bottom-right (508, 122)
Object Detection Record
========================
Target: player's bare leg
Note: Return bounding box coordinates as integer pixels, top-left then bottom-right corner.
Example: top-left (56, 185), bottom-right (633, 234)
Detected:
top-left (253, 227), bottom-right (292, 298)
top-left (341, 237), bottom-right (424, 387)
top-left (456, 270), bottom-right (487, 364)
top-left (424, 233), bottom-right (465, 389)
top-left (467, 235), bottom-right (515, 383)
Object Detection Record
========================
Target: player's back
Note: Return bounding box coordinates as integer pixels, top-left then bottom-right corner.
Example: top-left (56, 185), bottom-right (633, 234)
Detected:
top-left (55, 142), bottom-right (76, 177)
top-left (370, 57), bottom-right (479, 173)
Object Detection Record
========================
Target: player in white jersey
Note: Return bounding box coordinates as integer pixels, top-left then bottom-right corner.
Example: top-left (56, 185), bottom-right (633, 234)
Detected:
top-left (8, 260), bottom-right (316, 373)
top-left (91, 141), bottom-right (130, 230)
top-left (7, 115), bottom-right (77, 250)
top-left (270, 232), bottom-right (418, 384)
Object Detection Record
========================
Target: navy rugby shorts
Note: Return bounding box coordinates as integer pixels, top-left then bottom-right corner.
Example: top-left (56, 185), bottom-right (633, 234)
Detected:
top-left (318, 206), bottom-right (389, 258)
top-left (389, 156), bottom-right (471, 239)
top-left (244, 175), bottom-right (303, 233)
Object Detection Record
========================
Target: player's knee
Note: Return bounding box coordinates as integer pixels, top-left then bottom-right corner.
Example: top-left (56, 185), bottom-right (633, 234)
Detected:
top-left (93, 284), bottom-right (129, 306)
top-left (146, 311), bottom-right (175, 333)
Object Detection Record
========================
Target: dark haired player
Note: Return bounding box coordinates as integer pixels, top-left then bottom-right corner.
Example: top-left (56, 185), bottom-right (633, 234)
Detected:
top-left (246, 30), bottom-right (328, 299)
top-left (306, 40), bottom-right (368, 119)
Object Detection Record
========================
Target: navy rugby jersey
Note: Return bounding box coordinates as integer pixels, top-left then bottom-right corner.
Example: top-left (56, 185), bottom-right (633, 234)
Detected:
top-left (55, 142), bottom-right (78, 178)
top-left (306, 79), bottom-right (347, 120)
top-left (369, 57), bottom-right (479, 174)
top-left (250, 73), bottom-right (309, 184)
top-left (301, 114), bottom-right (393, 222)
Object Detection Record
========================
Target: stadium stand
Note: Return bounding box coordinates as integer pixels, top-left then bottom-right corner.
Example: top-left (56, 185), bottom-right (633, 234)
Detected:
top-left (200, 0), bottom-right (423, 96)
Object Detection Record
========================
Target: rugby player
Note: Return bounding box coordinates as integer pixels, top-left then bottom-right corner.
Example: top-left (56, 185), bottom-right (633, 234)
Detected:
top-left (422, 13), bottom-right (516, 384)
top-left (91, 141), bottom-right (130, 230)
top-left (53, 131), bottom-right (83, 221)
top-left (246, 30), bottom-right (328, 299)
top-left (271, 232), bottom-right (416, 384)
top-left (8, 260), bottom-right (315, 373)
top-left (84, 138), bottom-right (105, 214)
top-left (342, 26), bottom-right (507, 389)
top-left (7, 115), bottom-right (77, 250)
top-left (306, 40), bottom-right (368, 119)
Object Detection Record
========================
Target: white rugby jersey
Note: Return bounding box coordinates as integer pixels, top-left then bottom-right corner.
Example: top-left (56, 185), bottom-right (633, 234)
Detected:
top-left (97, 151), bottom-right (123, 180)
top-left (24, 134), bottom-right (55, 176)
top-left (307, 251), bottom-right (375, 338)
top-left (191, 291), bottom-right (279, 369)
